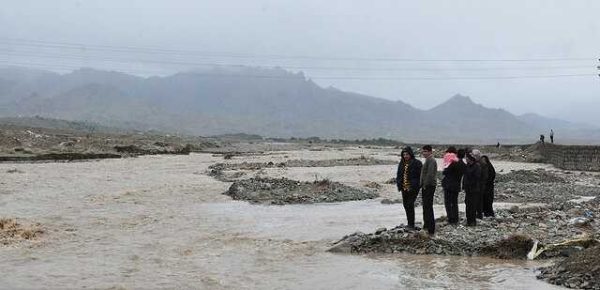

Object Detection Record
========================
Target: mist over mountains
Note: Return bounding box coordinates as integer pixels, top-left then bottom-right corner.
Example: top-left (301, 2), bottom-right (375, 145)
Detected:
top-left (1, 66), bottom-right (598, 144)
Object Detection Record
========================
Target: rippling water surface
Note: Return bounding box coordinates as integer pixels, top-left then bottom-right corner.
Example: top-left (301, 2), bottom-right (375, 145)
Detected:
top-left (0, 153), bottom-right (561, 289)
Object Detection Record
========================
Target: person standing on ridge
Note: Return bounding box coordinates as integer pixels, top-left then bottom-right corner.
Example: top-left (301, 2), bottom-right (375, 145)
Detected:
top-left (396, 146), bottom-right (422, 230)
top-left (420, 145), bottom-right (438, 235)
top-left (550, 129), bottom-right (554, 144)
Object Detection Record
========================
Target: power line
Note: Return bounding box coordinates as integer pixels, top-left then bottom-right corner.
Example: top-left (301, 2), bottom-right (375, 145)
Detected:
top-left (313, 73), bottom-right (595, 80)
top-left (2, 49), bottom-right (596, 73)
top-left (1, 37), bottom-right (595, 63)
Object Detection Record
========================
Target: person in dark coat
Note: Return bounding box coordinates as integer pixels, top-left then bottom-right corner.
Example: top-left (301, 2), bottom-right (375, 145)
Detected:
top-left (477, 152), bottom-right (489, 219)
top-left (442, 147), bottom-right (466, 225)
top-left (463, 150), bottom-right (482, 226)
top-left (481, 155), bottom-right (496, 217)
top-left (396, 146), bottom-right (422, 230)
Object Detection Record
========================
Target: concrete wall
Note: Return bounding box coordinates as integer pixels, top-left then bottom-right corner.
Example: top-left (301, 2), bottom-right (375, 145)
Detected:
top-left (540, 144), bottom-right (600, 171)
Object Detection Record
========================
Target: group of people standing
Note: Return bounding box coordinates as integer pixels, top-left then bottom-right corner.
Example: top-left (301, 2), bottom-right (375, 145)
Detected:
top-left (540, 129), bottom-right (555, 144)
top-left (396, 145), bottom-right (496, 235)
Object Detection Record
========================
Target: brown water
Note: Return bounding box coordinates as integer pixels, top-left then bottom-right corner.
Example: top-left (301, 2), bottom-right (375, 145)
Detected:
top-left (0, 153), bottom-right (562, 289)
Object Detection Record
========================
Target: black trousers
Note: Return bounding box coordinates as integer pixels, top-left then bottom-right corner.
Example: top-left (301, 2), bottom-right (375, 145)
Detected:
top-left (443, 188), bottom-right (459, 224)
top-left (422, 186), bottom-right (436, 234)
top-left (401, 188), bottom-right (419, 228)
top-left (465, 189), bottom-right (479, 226)
top-left (475, 188), bottom-right (484, 219)
top-left (483, 183), bottom-right (495, 217)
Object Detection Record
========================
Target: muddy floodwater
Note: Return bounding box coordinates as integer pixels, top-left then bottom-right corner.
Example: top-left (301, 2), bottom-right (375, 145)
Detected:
top-left (0, 151), bottom-right (563, 289)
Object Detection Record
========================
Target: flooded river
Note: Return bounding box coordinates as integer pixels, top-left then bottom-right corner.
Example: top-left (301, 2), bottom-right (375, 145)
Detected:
top-left (0, 153), bottom-right (563, 289)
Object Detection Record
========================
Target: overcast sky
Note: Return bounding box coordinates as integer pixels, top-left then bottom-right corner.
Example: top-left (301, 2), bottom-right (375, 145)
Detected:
top-left (2, 0), bottom-right (600, 124)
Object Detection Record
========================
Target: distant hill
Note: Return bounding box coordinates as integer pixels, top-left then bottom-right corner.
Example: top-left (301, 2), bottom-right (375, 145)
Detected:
top-left (0, 116), bottom-right (131, 134)
top-left (1, 66), bottom-right (599, 144)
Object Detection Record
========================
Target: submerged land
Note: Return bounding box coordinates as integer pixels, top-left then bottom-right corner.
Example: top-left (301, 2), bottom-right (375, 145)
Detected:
top-left (1, 121), bottom-right (599, 289)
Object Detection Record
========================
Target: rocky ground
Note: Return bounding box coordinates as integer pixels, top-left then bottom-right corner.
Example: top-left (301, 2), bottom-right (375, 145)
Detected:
top-left (494, 169), bottom-right (600, 205)
top-left (224, 177), bottom-right (378, 204)
top-left (329, 196), bottom-right (599, 257)
top-left (330, 195), bottom-right (600, 289)
top-left (538, 245), bottom-right (600, 289)
top-left (495, 168), bottom-right (567, 183)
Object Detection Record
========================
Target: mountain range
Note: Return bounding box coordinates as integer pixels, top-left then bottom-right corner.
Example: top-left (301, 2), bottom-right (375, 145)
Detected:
top-left (1, 66), bottom-right (598, 144)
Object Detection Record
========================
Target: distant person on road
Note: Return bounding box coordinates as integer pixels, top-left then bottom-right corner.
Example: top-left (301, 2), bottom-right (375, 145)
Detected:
top-left (442, 147), bottom-right (466, 225)
top-left (480, 155), bottom-right (496, 217)
top-left (463, 149), bottom-right (482, 226)
top-left (420, 145), bottom-right (438, 235)
top-left (396, 146), bottom-right (422, 230)
top-left (550, 129), bottom-right (554, 144)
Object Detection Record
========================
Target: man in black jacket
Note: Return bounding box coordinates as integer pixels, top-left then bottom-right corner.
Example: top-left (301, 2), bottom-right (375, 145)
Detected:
top-left (442, 147), bottom-right (466, 225)
top-left (396, 146), bottom-right (422, 230)
top-left (463, 150), bottom-right (482, 226)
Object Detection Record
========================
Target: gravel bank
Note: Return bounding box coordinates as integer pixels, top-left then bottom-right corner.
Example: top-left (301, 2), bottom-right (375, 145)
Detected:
top-left (224, 177), bottom-right (378, 204)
